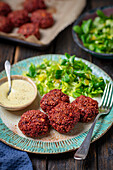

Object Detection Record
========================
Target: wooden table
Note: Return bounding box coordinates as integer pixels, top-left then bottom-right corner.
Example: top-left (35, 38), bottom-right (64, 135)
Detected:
top-left (0, 0), bottom-right (113, 169)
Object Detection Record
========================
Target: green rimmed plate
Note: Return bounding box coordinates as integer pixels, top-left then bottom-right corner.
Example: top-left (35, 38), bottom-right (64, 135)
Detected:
top-left (0, 54), bottom-right (113, 154)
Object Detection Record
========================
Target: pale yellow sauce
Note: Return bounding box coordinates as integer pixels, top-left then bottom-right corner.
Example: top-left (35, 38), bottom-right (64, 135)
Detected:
top-left (0, 79), bottom-right (35, 107)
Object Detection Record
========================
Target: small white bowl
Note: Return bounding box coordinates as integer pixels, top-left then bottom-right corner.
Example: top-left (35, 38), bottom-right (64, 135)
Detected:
top-left (0, 75), bottom-right (37, 111)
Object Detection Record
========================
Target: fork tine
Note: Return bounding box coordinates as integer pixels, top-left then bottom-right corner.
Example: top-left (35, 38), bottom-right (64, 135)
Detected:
top-left (99, 83), bottom-right (108, 107)
top-left (109, 86), bottom-right (113, 108)
top-left (103, 83), bottom-right (111, 107)
top-left (106, 84), bottom-right (113, 107)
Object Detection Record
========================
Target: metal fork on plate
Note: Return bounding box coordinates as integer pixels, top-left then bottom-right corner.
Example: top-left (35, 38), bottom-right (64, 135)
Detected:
top-left (74, 83), bottom-right (113, 160)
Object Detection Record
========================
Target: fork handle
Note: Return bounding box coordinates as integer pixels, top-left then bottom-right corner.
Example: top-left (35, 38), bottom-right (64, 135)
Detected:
top-left (74, 115), bottom-right (99, 160)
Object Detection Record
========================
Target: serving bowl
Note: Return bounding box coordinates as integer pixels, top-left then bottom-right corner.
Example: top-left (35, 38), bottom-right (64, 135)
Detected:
top-left (0, 75), bottom-right (37, 111)
top-left (72, 6), bottom-right (113, 59)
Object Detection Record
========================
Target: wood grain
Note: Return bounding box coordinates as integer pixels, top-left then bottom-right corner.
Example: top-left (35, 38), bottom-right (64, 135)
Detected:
top-left (0, 0), bottom-right (113, 169)
top-left (28, 154), bottom-right (47, 170)
top-left (91, 0), bottom-right (113, 8)
top-left (74, 143), bottom-right (97, 170)
top-left (14, 44), bottom-right (54, 63)
top-left (97, 127), bottom-right (113, 170)
top-left (0, 42), bottom-right (15, 72)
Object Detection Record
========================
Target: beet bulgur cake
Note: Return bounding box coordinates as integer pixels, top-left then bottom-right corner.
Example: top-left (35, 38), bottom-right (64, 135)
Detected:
top-left (8, 10), bottom-right (30, 27)
top-left (0, 1), bottom-right (11, 16)
top-left (31, 9), bottom-right (54, 28)
top-left (18, 110), bottom-right (49, 138)
top-left (40, 89), bottom-right (70, 113)
top-left (71, 95), bottom-right (99, 122)
top-left (24, 0), bottom-right (46, 13)
top-left (0, 15), bottom-right (13, 33)
top-left (48, 102), bottom-right (80, 133)
top-left (18, 23), bottom-right (40, 39)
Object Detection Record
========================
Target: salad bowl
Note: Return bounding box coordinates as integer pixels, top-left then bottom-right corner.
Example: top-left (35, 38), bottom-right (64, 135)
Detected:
top-left (72, 6), bottom-right (113, 59)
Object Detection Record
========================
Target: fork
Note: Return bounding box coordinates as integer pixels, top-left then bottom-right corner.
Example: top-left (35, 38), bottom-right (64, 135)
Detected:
top-left (74, 82), bottom-right (113, 160)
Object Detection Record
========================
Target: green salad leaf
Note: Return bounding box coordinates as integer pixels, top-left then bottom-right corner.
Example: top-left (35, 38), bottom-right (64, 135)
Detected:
top-left (24, 54), bottom-right (106, 98)
top-left (96, 9), bottom-right (108, 20)
top-left (26, 63), bottom-right (37, 78)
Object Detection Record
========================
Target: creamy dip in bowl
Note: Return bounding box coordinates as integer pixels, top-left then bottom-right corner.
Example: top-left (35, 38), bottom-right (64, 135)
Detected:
top-left (0, 75), bottom-right (37, 111)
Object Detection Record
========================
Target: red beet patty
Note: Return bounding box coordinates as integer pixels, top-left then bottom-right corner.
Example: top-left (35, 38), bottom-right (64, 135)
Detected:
top-left (0, 1), bottom-right (11, 16)
top-left (8, 10), bottom-right (30, 27)
top-left (18, 23), bottom-right (40, 39)
top-left (24, 0), bottom-right (46, 13)
top-left (0, 15), bottom-right (13, 33)
top-left (18, 110), bottom-right (49, 138)
top-left (48, 102), bottom-right (80, 133)
top-left (40, 89), bottom-right (70, 113)
top-left (31, 9), bottom-right (54, 28)
top-left (71, 95), bottom-right (99, 122)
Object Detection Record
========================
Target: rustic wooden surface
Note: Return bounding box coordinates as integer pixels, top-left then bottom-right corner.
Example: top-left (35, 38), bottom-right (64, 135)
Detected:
top-left (0, 0), bottom-right (113, 169)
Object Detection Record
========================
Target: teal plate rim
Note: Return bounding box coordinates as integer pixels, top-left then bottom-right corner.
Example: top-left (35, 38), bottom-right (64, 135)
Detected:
top-left (0, 54), bottom-right (113, 154)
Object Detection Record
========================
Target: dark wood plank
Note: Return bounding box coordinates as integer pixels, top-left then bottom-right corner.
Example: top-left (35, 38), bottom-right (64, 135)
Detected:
top-left (14, 44), bottom-right (54, 63)
top-left (48, 154), bottom-right (66, 170)
top-left (91, 0), bottom-right (113, 8)
top-left (47, 143), bottom-right (97, 170)
top-left (74, 143), bottom-right (97, 170)
top-left (92, 58), bottom-right (113, 79)
top-left (0, 42), bottom-right (15, 72)
top-left (1, 0), bottom-right (112, 170)
top-left (28, 153), bottom-right (47, 170)
top-left (97, 127), bottom-right (113, 170)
